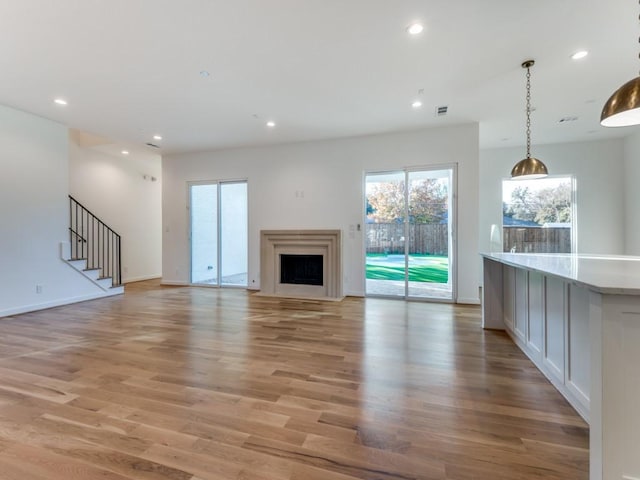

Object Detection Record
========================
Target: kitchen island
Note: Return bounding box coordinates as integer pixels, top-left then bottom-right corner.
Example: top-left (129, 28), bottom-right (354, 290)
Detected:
top-left (482, 253), bottom-right (640, 480)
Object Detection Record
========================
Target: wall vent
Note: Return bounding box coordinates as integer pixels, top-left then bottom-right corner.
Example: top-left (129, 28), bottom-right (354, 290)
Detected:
top-left (435, 105), bottom-right (448, 116)
top-left (558, 116), bottom-right (578, 123)
top-left (145, 142), bottom-right (160, 148)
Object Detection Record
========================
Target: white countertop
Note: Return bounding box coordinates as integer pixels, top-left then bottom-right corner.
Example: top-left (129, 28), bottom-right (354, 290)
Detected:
top-left (482, 252), bottom-right (640, 295)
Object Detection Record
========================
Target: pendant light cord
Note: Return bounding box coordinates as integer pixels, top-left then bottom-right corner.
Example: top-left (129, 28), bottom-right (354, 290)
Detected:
top-left (526, 65), bottom-right (531, 159)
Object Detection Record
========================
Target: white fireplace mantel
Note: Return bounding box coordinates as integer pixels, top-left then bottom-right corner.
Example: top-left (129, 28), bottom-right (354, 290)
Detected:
top-left (259, 229), bottom-right (342, 300)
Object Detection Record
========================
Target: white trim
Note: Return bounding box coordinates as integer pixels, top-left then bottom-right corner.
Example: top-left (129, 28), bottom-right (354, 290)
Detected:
top-left (0, 290), bottom-right (122, 319)
top-left (123, 274), bottom-right (161, 284)
top-left (456, 297), bottom-right (481, 305)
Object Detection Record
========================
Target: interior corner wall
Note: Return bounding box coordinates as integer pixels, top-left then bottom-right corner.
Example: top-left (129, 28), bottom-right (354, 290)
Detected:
top-left (162, 124), bottom-right (480, 303)
top-left (0, 104), bottom-right (104, 317)
top-left (623, 130), bottom-right (640, 255)
top-left (479, 138), bottom-right (625, 255)
top-left (69, 141), bottom-right (162, 283)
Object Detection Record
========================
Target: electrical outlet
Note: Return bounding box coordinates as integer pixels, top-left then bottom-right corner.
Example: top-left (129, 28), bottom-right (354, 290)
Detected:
top-left (35, 285), bottom-right (43, 294)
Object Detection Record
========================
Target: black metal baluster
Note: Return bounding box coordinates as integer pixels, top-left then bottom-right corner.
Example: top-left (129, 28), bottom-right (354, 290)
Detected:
top-left (68, 195), bottom-right (122, 289)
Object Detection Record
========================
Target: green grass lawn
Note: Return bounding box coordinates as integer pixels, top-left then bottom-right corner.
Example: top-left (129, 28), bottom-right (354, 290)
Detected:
top-left (366, 254), bottom-right (449, 283)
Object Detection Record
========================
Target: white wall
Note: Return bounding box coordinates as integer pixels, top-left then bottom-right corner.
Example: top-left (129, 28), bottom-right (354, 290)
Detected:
top-left (480, 138), bottom-right (625, 255)
top-left (623, 131), bottom-right (640, 255)
top-left (163, 124), bottom-right (480, 303)
top-left (0, 104), bottom-right (106, 317)
top-left (69, 141), bottom-right (162, 283)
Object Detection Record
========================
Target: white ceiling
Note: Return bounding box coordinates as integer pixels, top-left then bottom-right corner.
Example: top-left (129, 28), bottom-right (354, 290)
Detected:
top-left (1, 0), bottom-right (639, 156)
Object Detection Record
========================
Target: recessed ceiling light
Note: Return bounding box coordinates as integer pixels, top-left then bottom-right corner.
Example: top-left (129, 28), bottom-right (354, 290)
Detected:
top-left (54, 98), bottom-right (68, 106)
top-left (407, 23), bottom-right (424, 35)
top-left (153, 135), bottom-right (162, 141)
top-left (121, 150), bottom-right (130, 155)
top-left (412, 100), bottom-right (423, 108)
top-left (266, 121), bottom-right (276, 128)
top-left (571, 50), bottom-right (588, 60)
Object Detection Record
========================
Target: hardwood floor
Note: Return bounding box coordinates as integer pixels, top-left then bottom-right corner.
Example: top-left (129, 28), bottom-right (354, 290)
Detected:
top-left (0, 280), bottom-right (588, 479)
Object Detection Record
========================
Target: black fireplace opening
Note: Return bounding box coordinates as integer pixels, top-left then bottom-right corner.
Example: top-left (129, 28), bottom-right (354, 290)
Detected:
top-left (280, 254), bottom-right (323, 286)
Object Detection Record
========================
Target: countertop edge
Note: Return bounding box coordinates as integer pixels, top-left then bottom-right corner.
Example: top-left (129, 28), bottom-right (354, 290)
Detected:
top-left (481, 253), bottom-right (640, 296)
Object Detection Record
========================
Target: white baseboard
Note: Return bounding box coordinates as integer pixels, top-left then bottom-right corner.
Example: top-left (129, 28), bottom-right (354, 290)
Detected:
top-left (346, 290), bottom-right (365, 297)
top-left (456, 297), bottom-right (481, 305)
top-left (124, 274), bottom-right (161, 284)
top-left (0, 290), bottom-right (122, 319)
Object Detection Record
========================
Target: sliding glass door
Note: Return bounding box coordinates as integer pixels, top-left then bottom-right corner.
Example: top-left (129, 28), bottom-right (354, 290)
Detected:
top-left (189, 181), bottom-right (247, 287)
top-left (220, 182), bottom-right (248, 286)
top-left (365, 166), bottom-right (455, 301)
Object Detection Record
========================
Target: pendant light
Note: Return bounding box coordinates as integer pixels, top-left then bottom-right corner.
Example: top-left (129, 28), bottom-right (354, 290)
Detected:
top-left (511, 60), bottom-right (549, 179)
top-left (600, 1), bottom-right (640, 127)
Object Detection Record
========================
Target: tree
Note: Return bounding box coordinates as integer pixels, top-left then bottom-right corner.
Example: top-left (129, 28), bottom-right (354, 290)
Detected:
top-left (533, 183), bottom-right (571, 224)
top-left (504, 186), bottom-right (536, 221)
top-left (504, 182), bottom-right (571, 225)
top-left (367, 179), bottom-right (448, 223)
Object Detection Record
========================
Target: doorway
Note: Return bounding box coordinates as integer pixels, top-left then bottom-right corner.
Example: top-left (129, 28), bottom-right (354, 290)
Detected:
top-left (365, 166), bottom-right (456, 301)
top-left (189, 180), bottom-right (248, 287)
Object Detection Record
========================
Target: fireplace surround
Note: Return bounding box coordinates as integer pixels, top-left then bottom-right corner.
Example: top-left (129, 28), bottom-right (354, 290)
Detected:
top-left (259, 229), bottom-right (342, 300)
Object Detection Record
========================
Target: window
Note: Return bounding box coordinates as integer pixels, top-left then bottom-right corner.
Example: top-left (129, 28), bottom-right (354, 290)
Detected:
top-left (502, 176), bottom-right (574, 253)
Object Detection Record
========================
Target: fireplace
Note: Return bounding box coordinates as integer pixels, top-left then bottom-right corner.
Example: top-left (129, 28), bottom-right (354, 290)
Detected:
top-left (280, 254), bottom-right (323, 286)
top-left (259, 230), bottom-right (342, 300)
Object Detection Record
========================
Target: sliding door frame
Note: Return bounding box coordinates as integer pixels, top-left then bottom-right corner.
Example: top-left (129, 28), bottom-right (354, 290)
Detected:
top-left (187, 178), bottom-right (248, 288)
top-left (363, 163), bottom-right (457, 302)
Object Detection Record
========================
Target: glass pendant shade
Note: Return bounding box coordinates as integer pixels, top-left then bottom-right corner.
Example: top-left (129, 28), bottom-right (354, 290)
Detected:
top-left (601, 76), bottom-right (640, 127)
top-left (510, 156), bottom-right (549, 179)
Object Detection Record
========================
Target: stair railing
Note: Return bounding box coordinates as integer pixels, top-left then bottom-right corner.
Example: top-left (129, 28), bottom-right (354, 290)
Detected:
top-left (69, 195), bottom-right (122, 286)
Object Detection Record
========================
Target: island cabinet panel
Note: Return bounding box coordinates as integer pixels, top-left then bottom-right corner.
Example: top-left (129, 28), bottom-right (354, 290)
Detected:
top-left (502, 265), bottom-right (515, 331)
top-left (544, 276), bottom-right (566, 385)
top-left (514, 268), bottom-right (528, 341)
top-left (567, 284), bottom-right (590, 414)
top-left (526, 271), bottom-right (544, 362)
top-left (599, 295), bottom-right (640, 480)
top-left (482, 252), bottom-right (640, 480)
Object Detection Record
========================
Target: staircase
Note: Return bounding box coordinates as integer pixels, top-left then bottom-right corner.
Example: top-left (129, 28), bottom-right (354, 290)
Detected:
top-left (63, 195), bottom-right (124, 295)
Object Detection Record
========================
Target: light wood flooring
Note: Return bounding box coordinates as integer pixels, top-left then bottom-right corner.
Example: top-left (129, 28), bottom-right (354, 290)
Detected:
top-left (0, 280), bottom-right (588, 479)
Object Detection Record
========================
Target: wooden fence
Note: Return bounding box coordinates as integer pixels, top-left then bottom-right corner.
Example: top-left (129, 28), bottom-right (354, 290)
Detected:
top-left (367, 224), bottom-right (571, 255)
top-left (503, 227), bottom-right (571, 253)
top-left (366, 223), bottom-right (448, 255)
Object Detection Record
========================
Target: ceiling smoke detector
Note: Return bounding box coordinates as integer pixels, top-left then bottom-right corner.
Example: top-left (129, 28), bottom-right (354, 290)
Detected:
top-left (435, 105), bottom-right (448, 116)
